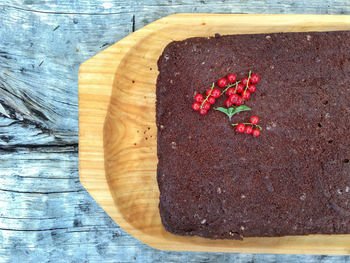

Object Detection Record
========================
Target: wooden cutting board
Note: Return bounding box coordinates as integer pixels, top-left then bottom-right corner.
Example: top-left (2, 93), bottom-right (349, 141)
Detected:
top-left (79, 14), bottom-right (350, 254)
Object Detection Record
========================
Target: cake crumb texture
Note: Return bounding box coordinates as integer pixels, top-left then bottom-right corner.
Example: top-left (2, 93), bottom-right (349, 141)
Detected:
top-left (156, 31), bottom-right (350, 239)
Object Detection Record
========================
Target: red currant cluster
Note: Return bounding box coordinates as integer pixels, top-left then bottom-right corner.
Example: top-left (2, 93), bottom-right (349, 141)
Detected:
top-left (192, 83), bottom-right (221, 115)
top-left (233, 116), bottom-right (262, 137)
top-left (222, 72), bottom-right (259, 108)
top-left (191, 71), bottom-right (263, 137)
top-left (192, 72), bottom-right (260, 115)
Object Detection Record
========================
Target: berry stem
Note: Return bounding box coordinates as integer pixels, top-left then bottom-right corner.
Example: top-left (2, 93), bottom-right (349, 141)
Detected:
top-left (221, 80), bottom-right (241, 96)
top-left (232, 122), bottom-right (262, 130)
top-left (233, 82), bottom-right (239, 94)
top-left (200, 82), bottom-right (215, 109)
top-left (244, 70), bottom-right (252, 92)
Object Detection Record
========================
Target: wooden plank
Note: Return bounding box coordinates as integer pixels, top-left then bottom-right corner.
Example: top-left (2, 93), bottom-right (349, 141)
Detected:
top-left (135, 1), bottom-right (350, 30)
top-left (0, 147), bottom-right (145, 262)
top-left (4, 0), bottom-right (350, 16)
top-left (3, 0), bottom-right (134, 14)
top-left (0, 117), bottom-right (56, 147)
top-left (0, 5), bottom-right (133, 145)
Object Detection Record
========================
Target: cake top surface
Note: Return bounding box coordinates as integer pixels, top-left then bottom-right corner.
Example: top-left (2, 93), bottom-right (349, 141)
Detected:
top-left (156, 31), bottom-right (350, 239)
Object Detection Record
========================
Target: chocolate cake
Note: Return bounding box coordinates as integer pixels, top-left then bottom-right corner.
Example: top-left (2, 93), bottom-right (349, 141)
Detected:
top-left (156, 31), bottom-right (350, 239)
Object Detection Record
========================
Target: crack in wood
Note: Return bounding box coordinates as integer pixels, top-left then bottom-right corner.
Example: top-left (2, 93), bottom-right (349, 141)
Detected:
top-left (0, 85), bottom-right (24, 103)
top-left (0, 143), bottom-right (78, 151)
top-left (0, 188), bottom-right (84, 194)
top-left (21, 93), bottom-right (51, 122)
top-left (0, 227), bottom-right (68, 232)
top-left (0, 216), bottom-right (59, 220)
top-left (1, 5), bottom-right (130, 15)
top-left (0, 120), bottom-right (20, 128)
top-left (0, 51), bottom-right (12, 60)
top-left (16, 175), bottom-right (76, 180)
top-left (67, 230), bottom-right (98, 233)
top-left (0, 88), bottom-right (53, 131)
top-left (66, 229), bottom-right (114, 233)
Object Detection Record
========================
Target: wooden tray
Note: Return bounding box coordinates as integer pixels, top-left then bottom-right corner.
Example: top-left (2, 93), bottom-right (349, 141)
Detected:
top-left (79, 14), bottom-right (350, 254)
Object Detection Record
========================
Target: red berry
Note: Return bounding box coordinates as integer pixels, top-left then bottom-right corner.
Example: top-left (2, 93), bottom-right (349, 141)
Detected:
top-left (242, 90), bottom-right (251, 100)
top-left (217, 78), bottom-right (228, 88)
top-left (229, 93), bottom-right (239, 103)
top-left (211, 89), bottom-right (221, 98)
top-left (192, 102), bottom-right (200, 111)
top-left (245, 126), bottom-right (253, 134)
top-left (235, 96), bottom-right (243, 106)
top-left (206, 89), bottom-right (213, 96)
top-left (227, 73), bottom-right (237, 83)
top-left (199, 108), bottom-right (207, 115)
top-left (252, 129), bottom-right (261, 137)
top-left (194, 94), bottom-right (203, 103)
top-left (236, 83), bottom-right (244, 93)
top-left (208, 96), bottom-right (216, 104)
top-left (241, 77), bottom-right (250, 86)
top-left (250, 115), bottom-right (259, 124)
top-left (251, 74), bottom-right (260, 84)
top-left (225, 98), bottom-right (233, 108)
top-left (248, 84), bottom-right (256, 93)
top-left (203, 102), bottom-right (210, 110)
top-left (236, 123), bottom-right (245, 133)
top-left (226, 88), bottom-right (235, 96)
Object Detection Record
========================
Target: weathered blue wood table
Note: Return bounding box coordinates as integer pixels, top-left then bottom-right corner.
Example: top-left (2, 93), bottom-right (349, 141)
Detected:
top-left (1, 1), bottom-right (350, 262)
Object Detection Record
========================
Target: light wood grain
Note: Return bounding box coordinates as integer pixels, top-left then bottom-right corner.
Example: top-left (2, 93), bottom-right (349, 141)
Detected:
top-left (79, 14), bottom-right (350, 254)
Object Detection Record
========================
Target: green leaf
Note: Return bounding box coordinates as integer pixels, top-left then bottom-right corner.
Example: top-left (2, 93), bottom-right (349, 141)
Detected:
top-left (214, 105), bottom-right (251, 121)
top-left (227, 107), bottom-right (234, 115)
top-left (231, 105), bottom-right (251, 115)
top-left (214, 107), bottom-right (229, 114)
